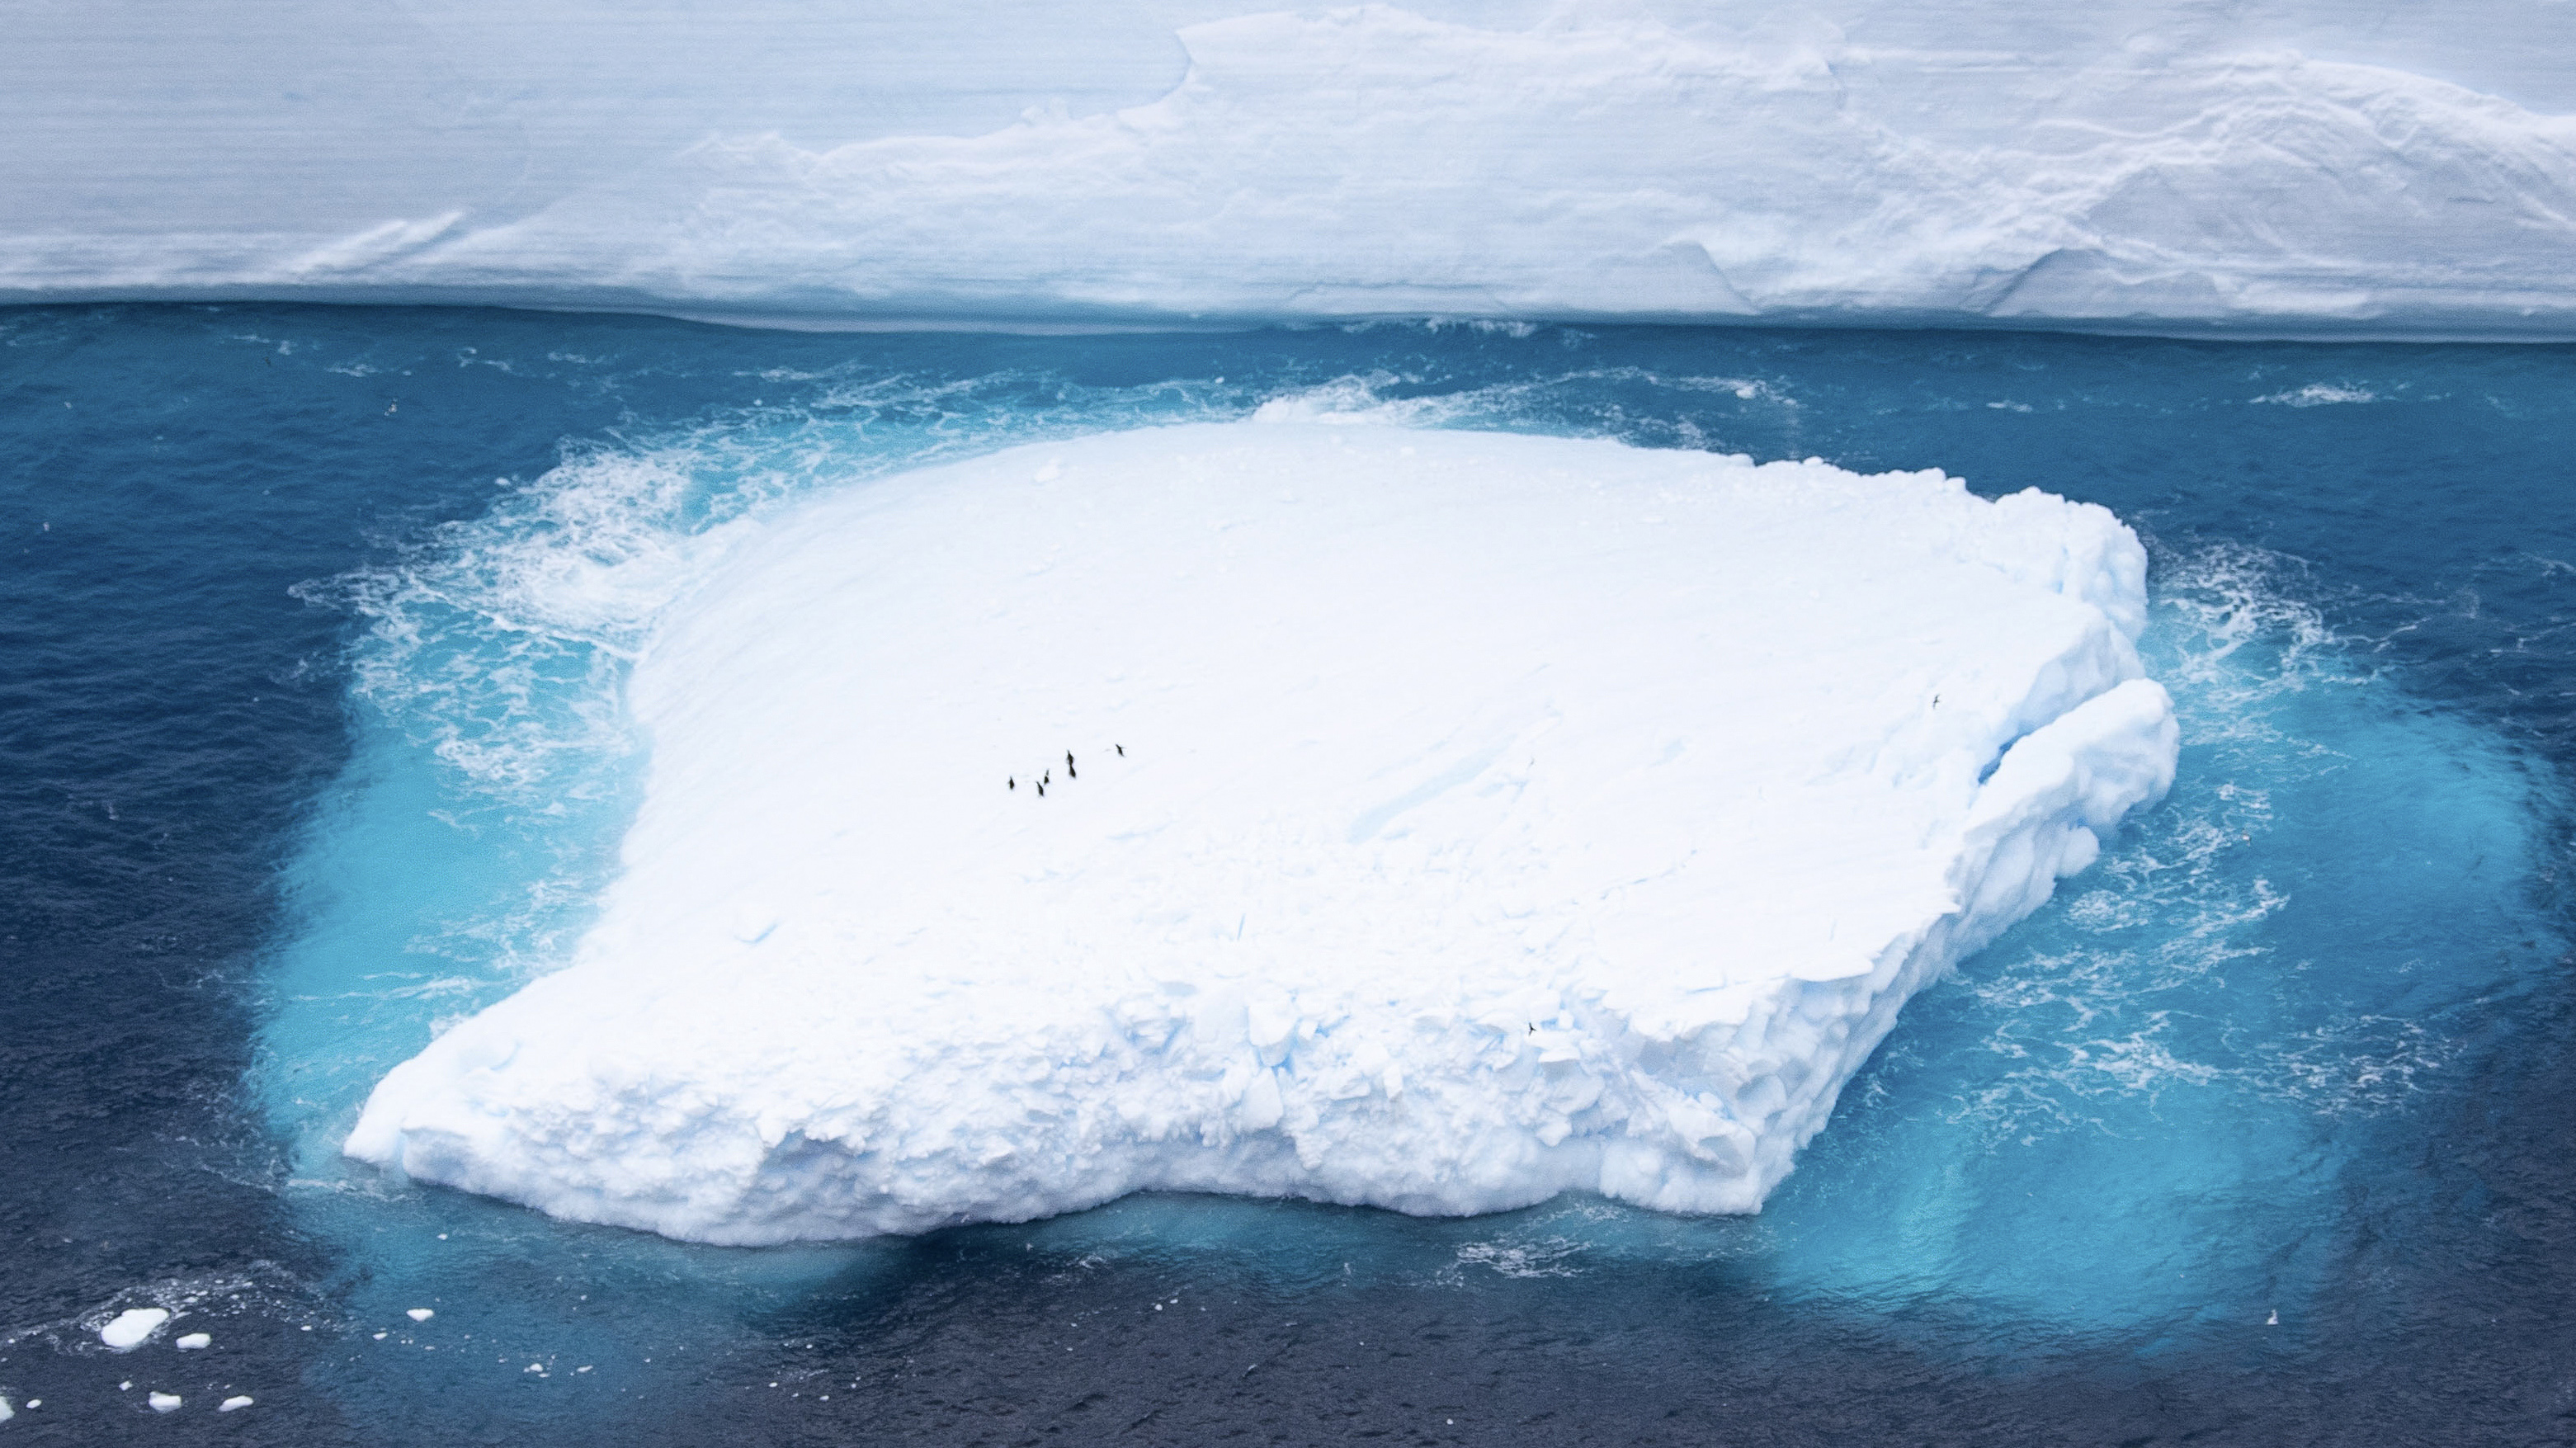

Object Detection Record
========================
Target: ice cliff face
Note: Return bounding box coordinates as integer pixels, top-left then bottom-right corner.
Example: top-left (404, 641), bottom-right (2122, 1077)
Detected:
top-left (343, 424), bottom-right (2178, 1243)
top-left (6, 1), bottom-right (2574, 334)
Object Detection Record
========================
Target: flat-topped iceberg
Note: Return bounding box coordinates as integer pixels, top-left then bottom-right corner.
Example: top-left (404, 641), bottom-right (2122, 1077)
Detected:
top-left (345, 424), bottom-right (2177, 1243)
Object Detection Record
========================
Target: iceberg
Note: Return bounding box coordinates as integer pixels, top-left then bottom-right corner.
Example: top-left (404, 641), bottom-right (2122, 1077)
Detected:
top-left (345, 423), bottom-right (2177, 1243)
top-left (3, 2), bottom-right (2573, 334)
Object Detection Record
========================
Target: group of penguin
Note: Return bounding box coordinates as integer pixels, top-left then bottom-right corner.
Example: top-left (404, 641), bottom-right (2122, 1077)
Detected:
top-left (1010, 743), bottom-right (1123, 798)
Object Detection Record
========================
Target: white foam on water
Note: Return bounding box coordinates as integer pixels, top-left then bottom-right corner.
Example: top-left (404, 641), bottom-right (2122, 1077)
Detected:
top-left (2253, 384), bottom-right (2377, 407)
top-left (1697, 536), bottom-right (2573, 1329)
top-left (342, 422), bottom-right (2174, 1243)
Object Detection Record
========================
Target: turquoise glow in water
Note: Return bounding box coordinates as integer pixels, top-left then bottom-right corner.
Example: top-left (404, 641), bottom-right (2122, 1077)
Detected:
top-left (6, 305), bottom-right (2573, 1444)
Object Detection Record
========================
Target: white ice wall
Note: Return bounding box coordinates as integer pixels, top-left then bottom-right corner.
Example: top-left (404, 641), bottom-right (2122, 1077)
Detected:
top-left (9, 0), bottom-right (2573, 334)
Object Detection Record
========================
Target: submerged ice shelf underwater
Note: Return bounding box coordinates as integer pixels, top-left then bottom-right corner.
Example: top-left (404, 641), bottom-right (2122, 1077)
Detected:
top-left (343, 423), bottom-right (2178, 1243)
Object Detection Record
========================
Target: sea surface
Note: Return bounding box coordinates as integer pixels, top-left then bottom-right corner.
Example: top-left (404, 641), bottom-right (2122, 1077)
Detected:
top-left (4, 305), bottom-right (2574, 1446)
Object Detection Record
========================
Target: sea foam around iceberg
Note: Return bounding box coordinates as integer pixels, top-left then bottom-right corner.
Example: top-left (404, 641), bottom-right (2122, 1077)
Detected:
top-left (343, 423), bottom-right (2175, 1243)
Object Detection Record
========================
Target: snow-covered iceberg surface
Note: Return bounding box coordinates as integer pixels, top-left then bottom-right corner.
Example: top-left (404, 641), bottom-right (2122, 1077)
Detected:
top-left (8, 2), bottom-right (2576, 335)
top-left (344, 424), bottom-right (2176, 1243)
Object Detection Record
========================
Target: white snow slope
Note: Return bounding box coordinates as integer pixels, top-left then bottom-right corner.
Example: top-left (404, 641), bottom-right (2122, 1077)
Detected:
top-left (345, 424), bottom-right (2178, 1243)
top-left (7, 1), bottom-right (2575, 335)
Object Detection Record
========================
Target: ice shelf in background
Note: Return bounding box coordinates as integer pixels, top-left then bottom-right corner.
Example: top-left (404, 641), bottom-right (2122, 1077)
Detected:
top-left (4, 2), bottom-right (2574, 336)
top-left (344, 423), bottom-right (2177, 1243)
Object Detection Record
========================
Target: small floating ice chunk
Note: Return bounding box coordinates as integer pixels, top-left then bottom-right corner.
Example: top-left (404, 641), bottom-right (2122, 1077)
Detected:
top-left (175, 1332), bottom-right (211, 1351)
top-left (148, 1392), bottom-right (182, 1413)
top-left (100, 1308), bottom-right (168, 1350)
top-left (406, 1308), bottom-right (434, 1322)
top-left (0, 1396), bottom-right (13, 1422)
top-left (219, 1396), bottom-right (254, 1413)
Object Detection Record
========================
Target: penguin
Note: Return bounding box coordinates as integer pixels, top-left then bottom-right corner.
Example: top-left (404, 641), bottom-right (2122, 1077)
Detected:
top-left (1115, 743), bottom-right (1125, 757)
top-left (1036, 780), bottom-right (1045, 797)
top-left (1067, 751), bottom-right (1077, 780)
top-left (1007, 777), bottom-right (1016, 790)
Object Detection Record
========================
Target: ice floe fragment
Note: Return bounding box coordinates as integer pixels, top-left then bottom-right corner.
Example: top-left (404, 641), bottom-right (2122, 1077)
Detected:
top-left (100, 1309), bottom-right (167, 1351)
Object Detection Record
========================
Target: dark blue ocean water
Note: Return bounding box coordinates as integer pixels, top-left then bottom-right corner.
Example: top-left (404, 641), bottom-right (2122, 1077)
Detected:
top-left (5, 305), bottom-right (2574, 1446)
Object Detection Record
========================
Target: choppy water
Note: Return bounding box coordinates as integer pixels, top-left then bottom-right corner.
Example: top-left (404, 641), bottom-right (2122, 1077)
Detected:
top-left (5, 305), bottom-right (2574, 1445)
